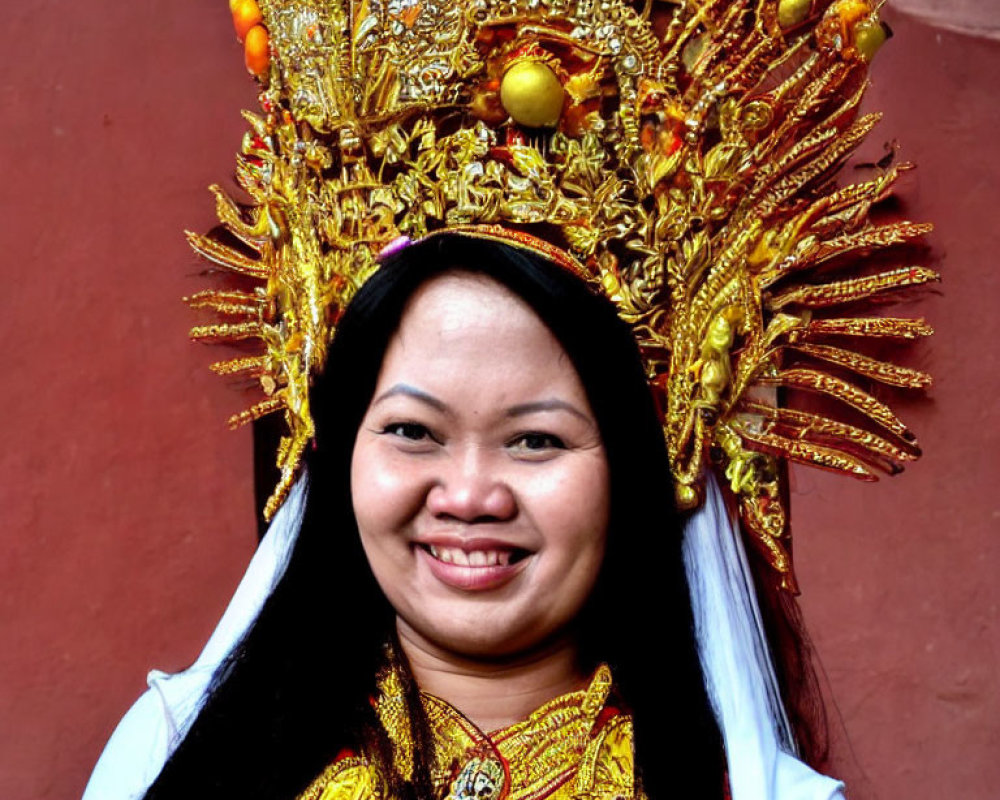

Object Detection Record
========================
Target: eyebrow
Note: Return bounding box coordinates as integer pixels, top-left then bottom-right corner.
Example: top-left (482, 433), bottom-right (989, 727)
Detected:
top-left (505, 399), bottom-right (592, 424)
top-left (371, 384), bottom-right (451, 414)
top-left (372, 384), bottom-right (592, 425)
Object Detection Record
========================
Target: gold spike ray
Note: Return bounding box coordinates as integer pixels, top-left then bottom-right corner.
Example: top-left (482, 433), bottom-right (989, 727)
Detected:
top-left (803, 220), bottom-right (933, 268)
top-left (760, 221), bottom-right (934, 287)
top-left (741, 402), bottom-right (919, 469)
top-left (209, 355), bottom-right (269, 377)
top-left (810, 162), bottom-right (914, 231)
top-left (789, 342), bottom-right (932, 388)
top-left (761, 368), bottom-right (915, 442)
top-left (804, 317), bottom-right (934, 340)
top-left (734, 425), bottom-right (878, 481)
top-left (769, 266), bottom-right (940, 310)
top-left (186, 289), bottom-right (266, 317)
top-left (209, 184), bottom-right (271, 250)
top-left (185, 231), bottom-right (269, 279)
top-left (226, 396), bottom-right (284, 430)
top-left (753, 111), bottom-right (881, 218)
top-left (189, 321), bottom-right (267, 342)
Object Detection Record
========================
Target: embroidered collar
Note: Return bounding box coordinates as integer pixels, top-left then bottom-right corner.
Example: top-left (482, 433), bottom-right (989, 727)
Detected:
top-left (299, 663), bottom-right (636, 800)
top-left (377, 663), bottom-right (631, 800)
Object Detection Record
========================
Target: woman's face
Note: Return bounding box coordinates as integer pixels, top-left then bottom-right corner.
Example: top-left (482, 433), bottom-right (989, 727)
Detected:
top-left (351, 271), bottom-right (610, 661)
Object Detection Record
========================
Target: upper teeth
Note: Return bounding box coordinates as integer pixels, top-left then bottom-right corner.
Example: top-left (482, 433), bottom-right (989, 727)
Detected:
top-left (427, 546), bottom-right (512, 567)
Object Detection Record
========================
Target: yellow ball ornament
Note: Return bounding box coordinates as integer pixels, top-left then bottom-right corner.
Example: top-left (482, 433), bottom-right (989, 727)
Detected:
top-left (777, 0), bottom-right (811, 29)
top-left (500, 61), bottom-right (565, 128)
top-left (675, 484), bottom-right (700, 511)
top-left (853, 19), bottom-right (888, 62)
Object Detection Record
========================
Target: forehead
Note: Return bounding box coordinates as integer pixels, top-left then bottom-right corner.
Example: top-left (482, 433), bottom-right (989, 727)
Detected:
top-left (375, 271), bottom-right (581, 398)
top-left (400, 271), bottom-right (536, 332)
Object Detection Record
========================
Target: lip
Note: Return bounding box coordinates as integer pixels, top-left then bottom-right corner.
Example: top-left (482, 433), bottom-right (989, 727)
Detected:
top-left (413, 538), bottom-right (531, 592)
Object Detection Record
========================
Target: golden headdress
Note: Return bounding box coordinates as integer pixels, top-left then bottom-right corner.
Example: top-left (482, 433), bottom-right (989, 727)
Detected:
top-left (188, 0), bottom-right (935, 591)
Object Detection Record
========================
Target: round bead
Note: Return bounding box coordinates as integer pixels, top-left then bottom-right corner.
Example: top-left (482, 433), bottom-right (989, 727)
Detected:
top-left (244, 24), bottom-right (270, 77)
top-left (232, 0), bottom-right (263, 43)
top-left (853, 19), bottom-right (888, 61)
top-left (500, 61), bottom-right (565, 129)
top-left (675, 484), bottom-right (700, 511)
top-left (777, 0), bottom-right (811, 28)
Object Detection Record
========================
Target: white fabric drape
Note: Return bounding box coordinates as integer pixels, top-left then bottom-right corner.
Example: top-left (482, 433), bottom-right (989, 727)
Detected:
top-left (682, 474), bottom-right (845, 800)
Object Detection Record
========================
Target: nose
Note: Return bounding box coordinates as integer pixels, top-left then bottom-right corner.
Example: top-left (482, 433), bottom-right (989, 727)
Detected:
top-left (425, 447), bottom-right (517, 523)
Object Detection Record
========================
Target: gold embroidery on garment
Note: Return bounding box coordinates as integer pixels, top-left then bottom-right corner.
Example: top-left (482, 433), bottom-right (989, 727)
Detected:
top-left (297, 664), bottom-right (639, 800)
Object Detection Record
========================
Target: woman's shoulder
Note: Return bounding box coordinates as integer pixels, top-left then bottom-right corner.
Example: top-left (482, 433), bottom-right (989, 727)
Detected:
top-left (574, 706), bottom-right (642, 800)
top-left (296, 753), bottom-right (383, 800)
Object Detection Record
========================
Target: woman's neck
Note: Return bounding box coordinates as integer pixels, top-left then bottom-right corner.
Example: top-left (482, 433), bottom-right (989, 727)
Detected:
top-left (396, 621), bottom-right (588, 732)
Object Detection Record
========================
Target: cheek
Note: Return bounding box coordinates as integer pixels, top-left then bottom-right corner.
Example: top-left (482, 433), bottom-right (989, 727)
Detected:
top-left (350, 438), bottom-right (426, 555)
top-left (353, 436), bottom-right (418, 508)
top-left (529, 456), bottom-right (610, 587)
top-left (569, 462), bottom-right (610, 579)
top-left (540, 457), bottom-right (610, 533)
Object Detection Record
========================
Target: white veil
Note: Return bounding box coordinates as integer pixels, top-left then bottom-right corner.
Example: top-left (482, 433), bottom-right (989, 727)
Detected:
top-left (683, 474), bottom-right (845, 800)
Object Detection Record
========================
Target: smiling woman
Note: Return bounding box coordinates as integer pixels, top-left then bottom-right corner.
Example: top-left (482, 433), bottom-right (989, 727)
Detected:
top-left (292, 234), bottom-right (726, 799)
top-left (81, 0), bottom-right (934, 794)
top-left (86, 234), bottom-right (736, 800)
top-left (353, 273), bottom-right (610, 670)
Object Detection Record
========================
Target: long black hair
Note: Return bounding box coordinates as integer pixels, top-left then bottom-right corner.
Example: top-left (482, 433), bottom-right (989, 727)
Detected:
top-left (144, 234), bottom-right (725, 800)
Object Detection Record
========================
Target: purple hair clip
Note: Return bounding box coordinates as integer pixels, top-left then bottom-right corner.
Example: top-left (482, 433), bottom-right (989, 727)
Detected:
top-left (377, 235), bottom-right (413, 262)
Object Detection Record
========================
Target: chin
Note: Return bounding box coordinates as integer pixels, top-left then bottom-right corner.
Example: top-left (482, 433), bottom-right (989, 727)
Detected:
top-left (432, 627), bottom-right (531, 661)
top-left (403, 613), bottom-right (571, 664)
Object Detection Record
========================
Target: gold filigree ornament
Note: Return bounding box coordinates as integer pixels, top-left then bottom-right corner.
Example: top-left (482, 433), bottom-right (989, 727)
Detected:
top-left (188, 0), bottom-right (936, 591)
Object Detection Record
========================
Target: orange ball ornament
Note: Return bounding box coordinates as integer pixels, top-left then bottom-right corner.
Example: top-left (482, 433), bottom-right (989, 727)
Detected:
top-left (232, 0), bottom-right (263, 43)
top-left (244, 24), bottom-right (270, 77)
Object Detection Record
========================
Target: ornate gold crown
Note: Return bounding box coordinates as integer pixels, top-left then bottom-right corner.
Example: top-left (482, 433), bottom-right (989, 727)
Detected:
top-left (187, 0), bottom-right (935, 591)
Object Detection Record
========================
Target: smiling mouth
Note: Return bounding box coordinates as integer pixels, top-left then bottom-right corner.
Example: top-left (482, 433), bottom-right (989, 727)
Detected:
top-left (418, 544), bottom-right (530, 568)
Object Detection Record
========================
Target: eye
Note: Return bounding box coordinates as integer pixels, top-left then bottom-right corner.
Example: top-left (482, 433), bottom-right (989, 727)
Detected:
top-left (381, 422), bottom-right (434, 442)
top-left (507, 432), bottom-right (566, 453)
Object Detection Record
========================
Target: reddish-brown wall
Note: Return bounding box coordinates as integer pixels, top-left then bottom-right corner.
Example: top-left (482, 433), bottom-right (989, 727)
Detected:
top-left (793, 9), bottom-right (1000, 796)
top-left (1, 4), bottom-right (996, 799)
